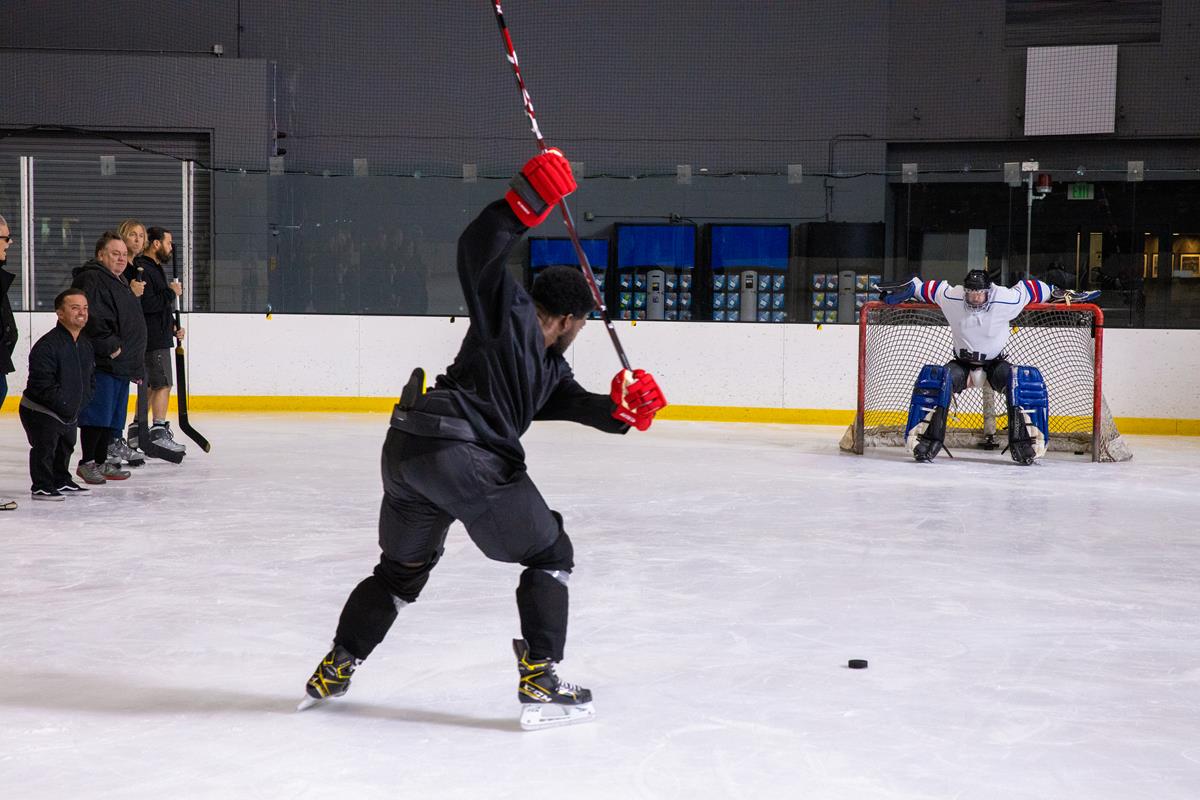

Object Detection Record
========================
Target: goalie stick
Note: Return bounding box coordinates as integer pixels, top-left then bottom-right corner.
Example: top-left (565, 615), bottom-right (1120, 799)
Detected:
top-left (172, 249), bottom-right (210, 452)
top-left (489, 0), bottom-right (631, 372)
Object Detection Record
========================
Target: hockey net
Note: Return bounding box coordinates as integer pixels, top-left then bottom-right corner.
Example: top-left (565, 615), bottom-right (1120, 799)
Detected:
top-left (839, 302), bottom-right (1132, 462)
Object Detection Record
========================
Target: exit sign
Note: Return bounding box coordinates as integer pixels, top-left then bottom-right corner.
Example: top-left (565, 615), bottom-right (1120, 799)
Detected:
top-left (1068, 182), bottom-right (1094, 200)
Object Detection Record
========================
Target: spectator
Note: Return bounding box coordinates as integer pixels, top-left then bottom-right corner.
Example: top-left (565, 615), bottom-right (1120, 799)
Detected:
top-left (19, 289), bottom-right (94, 501)
top-left (108, 219), bottom-right (149, 466)
top-left (70, 231), bottom-right (147, 485)
top-left (118, 218), bottom-right (147, 263)
top-left (1, 213), bottom-right (17, 511)
top-left (126, 226), bottom-right (185, 460)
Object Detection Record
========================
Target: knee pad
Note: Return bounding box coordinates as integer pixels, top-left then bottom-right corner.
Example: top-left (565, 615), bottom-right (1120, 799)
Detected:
top-left (373, 551), bottom-right (441, 604)
top-left (905, 365), bottom-right (952, 452)
top-left (520, 530), bottom-right (574, 576)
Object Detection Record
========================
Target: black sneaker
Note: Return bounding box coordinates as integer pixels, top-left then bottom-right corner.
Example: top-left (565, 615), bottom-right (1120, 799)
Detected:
top-left (58, 481), bottom-right (90, 494)
top-left (31, 488), bottom-right (65, 502)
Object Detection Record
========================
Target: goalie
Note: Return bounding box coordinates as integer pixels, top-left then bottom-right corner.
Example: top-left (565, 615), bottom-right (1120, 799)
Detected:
top-left (876, 270), bottom-right (1097, 465)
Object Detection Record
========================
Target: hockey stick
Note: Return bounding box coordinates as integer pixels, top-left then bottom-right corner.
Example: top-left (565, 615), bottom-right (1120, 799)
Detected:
top-left (489, 0), bottom-right (631, 372)
top-left (171, 249), bottom-right (210, 452)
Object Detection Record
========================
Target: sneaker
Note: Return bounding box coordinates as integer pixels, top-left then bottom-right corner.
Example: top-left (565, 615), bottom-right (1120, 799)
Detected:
top-left (107, 437), bottom-right (146, 468)
top-left (1, 497), bottom-right (18, 511)
top-left (75, 462), bottom-right (107, 485)
top-left (99, 462), bottom-right (131, 481)
top-left (58, 481), bottom-right (90, 494)
top-left (32, 488), bottom-right (65, 502)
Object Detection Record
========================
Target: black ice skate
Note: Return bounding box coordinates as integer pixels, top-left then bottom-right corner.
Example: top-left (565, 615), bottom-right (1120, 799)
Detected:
top-left (513, 638), bottom-right (595, 731)
top-left (297, 644), bottom-right (361, 711)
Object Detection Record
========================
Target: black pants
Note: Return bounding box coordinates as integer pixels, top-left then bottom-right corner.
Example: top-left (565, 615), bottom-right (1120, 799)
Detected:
top-left (19, 407), bottom-right (77, 492)
top-left (334, 429), bottom-right (574, 662)
top-left (79, 425), bottom-right (111, 465)
top-left (946, 357), bottom-right (1013, 401)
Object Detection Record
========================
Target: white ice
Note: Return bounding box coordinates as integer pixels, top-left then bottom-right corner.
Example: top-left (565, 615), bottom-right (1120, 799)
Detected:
top-left (1, 415), bottom-right (1198, 799)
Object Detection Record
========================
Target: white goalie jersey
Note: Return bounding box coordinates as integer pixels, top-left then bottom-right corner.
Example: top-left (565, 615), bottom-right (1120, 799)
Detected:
top-left (906, 277), bottom-right (1053, 363)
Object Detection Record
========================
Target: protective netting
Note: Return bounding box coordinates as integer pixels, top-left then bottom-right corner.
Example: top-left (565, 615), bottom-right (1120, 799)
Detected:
top-left (840, 302), bottom-right (1132, 461)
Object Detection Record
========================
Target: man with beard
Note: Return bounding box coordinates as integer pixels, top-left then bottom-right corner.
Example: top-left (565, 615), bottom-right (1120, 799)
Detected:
top-left (300, 149), bottom-right (666, 730)
top-left (126, 226), bottom-right (186, 461)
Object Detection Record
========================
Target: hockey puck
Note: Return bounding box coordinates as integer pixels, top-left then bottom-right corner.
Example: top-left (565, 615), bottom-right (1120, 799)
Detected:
top-left (848, 659), bottom-right (869, 669)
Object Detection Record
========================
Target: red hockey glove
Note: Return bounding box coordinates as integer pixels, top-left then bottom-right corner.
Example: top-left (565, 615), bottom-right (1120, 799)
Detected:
top-left (505, 148), bottom-right (576, 228)
top-left (610, 369), bottom-right (667, 431)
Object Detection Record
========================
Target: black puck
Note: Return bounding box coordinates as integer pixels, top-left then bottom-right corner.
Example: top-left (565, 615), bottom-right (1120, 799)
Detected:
top-left (848, 659), bottom-right (869, 669)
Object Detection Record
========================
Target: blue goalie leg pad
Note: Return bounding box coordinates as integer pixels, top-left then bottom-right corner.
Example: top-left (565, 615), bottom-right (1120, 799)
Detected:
top-left (906, 365), bottom-right (954, 461)
top-left (1009, 365), bottom-right (1049, 443)
top-left (905, 365), bottom-right (953, 438)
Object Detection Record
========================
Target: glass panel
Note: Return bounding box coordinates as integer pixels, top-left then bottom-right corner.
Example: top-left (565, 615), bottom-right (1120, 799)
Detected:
top-left (0, 156), bottom-right (23, 311)
top-left (31, 155), bottom-right (184, 310)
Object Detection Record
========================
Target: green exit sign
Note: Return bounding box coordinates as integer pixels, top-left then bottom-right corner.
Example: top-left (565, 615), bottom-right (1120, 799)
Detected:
top-left (1068, 182), bottom-right (1094, 200)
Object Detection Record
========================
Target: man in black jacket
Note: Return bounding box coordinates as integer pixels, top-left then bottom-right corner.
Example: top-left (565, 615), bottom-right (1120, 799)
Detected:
top-left (125, 226), bottom-right (186, 461)
top-left (1, 213), bottom-right (18, 511)
top-left (19, 289), bottom-right (95, 500)
top-left (71, 231), bottom-right (147, 485)
top-left (300, 149), bottom-right (666, 730)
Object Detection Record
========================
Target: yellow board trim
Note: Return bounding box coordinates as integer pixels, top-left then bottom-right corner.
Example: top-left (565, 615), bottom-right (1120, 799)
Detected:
top-left (0, 395), bottom-right (1196, 435)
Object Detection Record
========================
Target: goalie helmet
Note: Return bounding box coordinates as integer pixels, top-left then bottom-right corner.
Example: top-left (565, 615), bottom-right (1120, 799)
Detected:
top-left (963, 269), bottom-right (992, 309)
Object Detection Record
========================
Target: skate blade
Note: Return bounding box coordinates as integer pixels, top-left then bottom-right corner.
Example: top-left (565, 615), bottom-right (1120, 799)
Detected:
top-left (519, 701), bottom-right (595, 731)
top-left (296, 695), bottom-right (325, 712)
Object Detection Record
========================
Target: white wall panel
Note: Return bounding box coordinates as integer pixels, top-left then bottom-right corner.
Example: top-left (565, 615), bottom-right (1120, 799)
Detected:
top-left (6, 313), bottom-right (1200, 423)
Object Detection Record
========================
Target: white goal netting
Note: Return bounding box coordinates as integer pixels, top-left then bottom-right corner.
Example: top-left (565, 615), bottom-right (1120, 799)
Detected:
top-left (840, 302), bottom-right (1131, 462)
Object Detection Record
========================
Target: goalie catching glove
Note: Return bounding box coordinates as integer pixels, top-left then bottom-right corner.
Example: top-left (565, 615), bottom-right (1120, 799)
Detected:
top-left (506, 148), bottom-right (577, 228)
top-left (876, 277), bottom-right (916, 305)
top-left (610, 369), bottom-right (667, 431)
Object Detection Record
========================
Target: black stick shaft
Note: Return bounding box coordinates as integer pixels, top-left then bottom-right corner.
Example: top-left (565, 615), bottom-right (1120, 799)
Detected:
top-left (170, 249), bottom-right (210, 452)
top-left (490, 0), bottom-right (631, 371)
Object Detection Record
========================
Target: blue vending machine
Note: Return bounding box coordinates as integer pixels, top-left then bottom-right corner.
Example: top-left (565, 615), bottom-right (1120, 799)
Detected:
top-left (709, 224), bottom-right (791, 323)
top-left (528, 237), bottom-right (610, 320)
top-left (615, 224), bottom-right (697, 321)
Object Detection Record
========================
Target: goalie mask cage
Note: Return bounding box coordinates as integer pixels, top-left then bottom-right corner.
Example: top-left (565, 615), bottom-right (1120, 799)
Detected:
top-left (840, 302), bottom-right (1132, 462)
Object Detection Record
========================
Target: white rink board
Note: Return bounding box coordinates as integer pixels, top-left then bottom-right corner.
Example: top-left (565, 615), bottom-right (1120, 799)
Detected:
top-left (4, 312), bottom-right (1200, 420)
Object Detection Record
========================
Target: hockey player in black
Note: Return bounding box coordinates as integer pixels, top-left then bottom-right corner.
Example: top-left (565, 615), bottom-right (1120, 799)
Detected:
top-left (300, 149), bottom-right (666, 730)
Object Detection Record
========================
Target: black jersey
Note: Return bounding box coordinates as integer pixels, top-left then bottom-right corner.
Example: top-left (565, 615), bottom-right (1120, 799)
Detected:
top-left (396, 200), bottom-right (625, 466)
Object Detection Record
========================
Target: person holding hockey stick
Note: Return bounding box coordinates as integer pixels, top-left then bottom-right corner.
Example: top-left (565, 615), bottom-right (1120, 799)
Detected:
top-left (300, 149), bottom-right (666, 730)
top-left (877, 270), bottom-right (1097, 465)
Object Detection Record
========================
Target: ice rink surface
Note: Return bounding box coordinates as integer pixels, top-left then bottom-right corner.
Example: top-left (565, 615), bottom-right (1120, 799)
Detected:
top-left (1, 414), bottom-right (1198, 799)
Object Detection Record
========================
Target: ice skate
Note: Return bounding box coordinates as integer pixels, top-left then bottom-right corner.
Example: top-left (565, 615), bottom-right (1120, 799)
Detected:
top-left (513, 639), bottom-right (595, 731)
top-left (107, 436), bottom-right (146, 468)
top-left (143, 423), bottom-right (186, 464)
top-left (298, 644), bottom-right (361, 711)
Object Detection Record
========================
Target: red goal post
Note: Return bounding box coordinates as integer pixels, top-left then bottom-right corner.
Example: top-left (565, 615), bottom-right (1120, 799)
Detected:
top-left (841, 301), bottom-right (1132, 462)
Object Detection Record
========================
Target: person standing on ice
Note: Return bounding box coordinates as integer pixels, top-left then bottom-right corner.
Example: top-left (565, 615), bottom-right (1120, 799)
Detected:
top-left (300, 149), bottom-right (666, 730)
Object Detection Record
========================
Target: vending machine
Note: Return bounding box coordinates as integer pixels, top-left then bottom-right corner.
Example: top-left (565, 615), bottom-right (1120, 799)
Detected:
top-left (708, 224), bottom-right (791, 323)
top-left (614, 224), bottom-right (696, 320)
